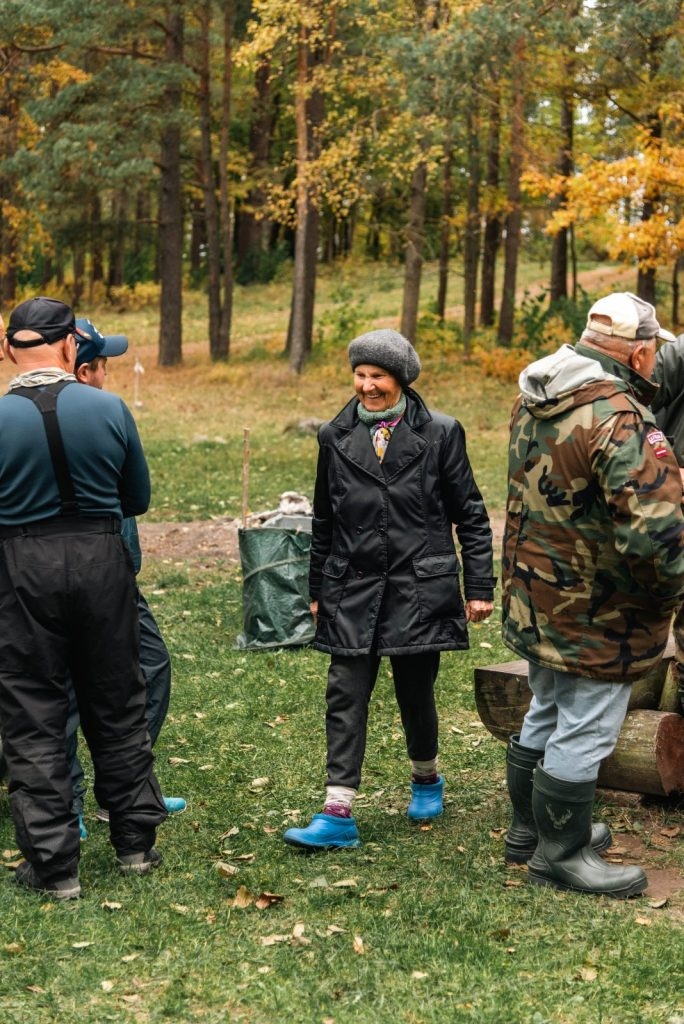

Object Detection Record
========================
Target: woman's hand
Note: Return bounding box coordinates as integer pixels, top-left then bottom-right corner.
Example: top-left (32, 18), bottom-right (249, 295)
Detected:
top-left (310, 600), bottom-right (318, 623)
top-left (465, 599), bottom-right (493, 624)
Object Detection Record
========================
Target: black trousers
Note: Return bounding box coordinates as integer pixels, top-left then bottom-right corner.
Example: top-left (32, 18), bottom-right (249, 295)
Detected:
top-left (67, 588), bottom-right (172, 813)
top-left (0, 522), bottom-right (167, 882)
top-left (325, 651), bottom-right (440, 790)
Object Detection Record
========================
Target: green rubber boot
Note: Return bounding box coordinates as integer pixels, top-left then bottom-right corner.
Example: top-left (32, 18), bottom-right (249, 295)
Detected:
top-left (504, 735), bottom-right (612, 864)
top-left (527, 764), bottom-right (647, 899)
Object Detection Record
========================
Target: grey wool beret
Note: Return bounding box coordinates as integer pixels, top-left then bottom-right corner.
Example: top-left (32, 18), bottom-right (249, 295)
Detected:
top-left (347, 329), bottom-right (421, 388)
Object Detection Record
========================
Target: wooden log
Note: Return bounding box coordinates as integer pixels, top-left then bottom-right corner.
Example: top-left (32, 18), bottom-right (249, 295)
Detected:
top-left (473, 638), bottom-right (683, 796)
top-left (597, 710), bottom-right (684, 796)
top-left (474, 637), bottom-right (676, 743)
top-left (473, 659), bottom-right (529, 743)
top-left (659, 661), bottom-right (681, 713)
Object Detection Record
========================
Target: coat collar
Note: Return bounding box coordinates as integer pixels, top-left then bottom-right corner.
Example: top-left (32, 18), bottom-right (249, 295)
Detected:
top-left (331, 388), bottom-right (431, 483)
top-left (574, 341), bottom-right (659, 406)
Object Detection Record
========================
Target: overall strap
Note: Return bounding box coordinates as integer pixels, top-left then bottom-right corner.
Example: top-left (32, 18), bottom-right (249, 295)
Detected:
top-left (12, 381), bottom-right (80, 517)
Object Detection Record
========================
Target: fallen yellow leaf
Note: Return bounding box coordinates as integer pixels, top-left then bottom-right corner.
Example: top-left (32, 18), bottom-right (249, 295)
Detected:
top-left (216, 861), bottom-right (239, 878)
top-left (233, 886), bottom-right (254, 909)
top-left (255, 892), bottom-right (284, 910)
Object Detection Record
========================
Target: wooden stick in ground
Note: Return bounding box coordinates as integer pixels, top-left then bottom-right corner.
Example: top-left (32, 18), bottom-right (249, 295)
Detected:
top-left (242, 427), bottom-right (250, 528)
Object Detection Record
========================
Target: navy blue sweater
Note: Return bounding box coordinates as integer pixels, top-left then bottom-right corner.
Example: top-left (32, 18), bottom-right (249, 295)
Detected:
top-left (0, 381), bottom-right (150, 525)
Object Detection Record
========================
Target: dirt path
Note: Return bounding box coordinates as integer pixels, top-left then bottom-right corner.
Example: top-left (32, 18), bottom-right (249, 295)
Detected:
top-left (138, 515), bottom-right (507, 567)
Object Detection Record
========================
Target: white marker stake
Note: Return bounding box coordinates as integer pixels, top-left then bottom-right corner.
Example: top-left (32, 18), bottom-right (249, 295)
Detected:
top-left (133, 358), bottom-right (145, 408)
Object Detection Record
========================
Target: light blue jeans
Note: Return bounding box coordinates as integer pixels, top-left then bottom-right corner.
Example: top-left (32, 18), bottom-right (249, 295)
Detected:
top-left (519, 663), bottom-right (631, 783)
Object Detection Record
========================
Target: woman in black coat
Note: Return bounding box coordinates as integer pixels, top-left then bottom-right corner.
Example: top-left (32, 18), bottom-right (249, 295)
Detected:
top-left (284, 329), bottom-right (495, 850)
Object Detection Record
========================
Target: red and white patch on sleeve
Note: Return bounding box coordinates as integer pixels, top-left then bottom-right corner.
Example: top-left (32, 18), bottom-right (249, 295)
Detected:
top-left (646, 429), bottom-right (670, 458)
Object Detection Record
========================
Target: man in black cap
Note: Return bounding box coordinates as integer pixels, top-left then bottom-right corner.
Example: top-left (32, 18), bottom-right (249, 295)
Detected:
top-left (0, 296), bottom-right (167, 899)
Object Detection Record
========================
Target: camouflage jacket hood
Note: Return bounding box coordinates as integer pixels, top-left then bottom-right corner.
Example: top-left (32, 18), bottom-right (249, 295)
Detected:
top-left (518, 342), bottom-right (659, 419)
top-left (502, 343), bottom-right (684, 683)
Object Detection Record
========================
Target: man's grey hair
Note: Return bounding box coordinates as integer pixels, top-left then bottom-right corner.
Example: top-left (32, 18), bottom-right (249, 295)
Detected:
top-left (579, 327), bottom-right (646, 348)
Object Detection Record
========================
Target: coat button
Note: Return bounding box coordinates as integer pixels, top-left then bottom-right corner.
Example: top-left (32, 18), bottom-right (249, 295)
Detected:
top-left (356, 526), bottom-right (363, 534)
top-left (356, 570), bottom-right (364, 579)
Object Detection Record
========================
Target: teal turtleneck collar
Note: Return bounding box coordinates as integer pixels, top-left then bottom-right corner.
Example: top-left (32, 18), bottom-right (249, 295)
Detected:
top-left (356, 392), bottom-right (407, 425)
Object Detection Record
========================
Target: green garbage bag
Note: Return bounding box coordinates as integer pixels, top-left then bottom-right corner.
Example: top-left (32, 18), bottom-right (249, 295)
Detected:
top-left (236, 523), bottom-right (315, 650)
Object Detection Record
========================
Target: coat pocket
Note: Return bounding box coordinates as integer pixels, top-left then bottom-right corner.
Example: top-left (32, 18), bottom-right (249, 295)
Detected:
top-left (413, 553), bottom-right (463, 623)
top-left (317, 555), bottom-right (349, 622)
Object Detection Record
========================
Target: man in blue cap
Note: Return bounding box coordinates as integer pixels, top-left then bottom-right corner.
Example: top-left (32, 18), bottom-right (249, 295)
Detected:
top-left (69, 317), bottom-right (186, 833)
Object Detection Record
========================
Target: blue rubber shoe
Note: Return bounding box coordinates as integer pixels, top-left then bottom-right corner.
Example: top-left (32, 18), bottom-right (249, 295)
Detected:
top-left (96, 796), bottom-right (187, 824)
top-left (78, 815), bottom-right (88, 841)
top-left (407, 775), bottom-right (444, 821)
top-left (163, 796), bottom-right (187, 815)
top-left (283, 813), bottom-right (361, 850)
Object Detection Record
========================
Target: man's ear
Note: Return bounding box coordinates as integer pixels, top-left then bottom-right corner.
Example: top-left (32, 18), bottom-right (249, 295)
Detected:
top-left (629, 342), bottom-right (647, 374)
top-left (60, 333), bottom-right (77, 372)
top-left (75, 363), bottom-right (88, 383)
top-left (4, 339), bottom-right (18, 365)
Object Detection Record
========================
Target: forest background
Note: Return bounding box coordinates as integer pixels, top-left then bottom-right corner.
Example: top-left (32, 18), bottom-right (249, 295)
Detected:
top-left (2, 0), bottom-right (684, 374)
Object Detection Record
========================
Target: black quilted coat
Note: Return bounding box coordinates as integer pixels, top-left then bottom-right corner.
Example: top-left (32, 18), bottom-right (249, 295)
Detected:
top-left (309, 388), bottom-right (496, 656)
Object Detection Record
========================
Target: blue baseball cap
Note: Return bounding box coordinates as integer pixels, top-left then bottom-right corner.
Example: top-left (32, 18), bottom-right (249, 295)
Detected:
top-left (74, 318), bottom-right (128, 368)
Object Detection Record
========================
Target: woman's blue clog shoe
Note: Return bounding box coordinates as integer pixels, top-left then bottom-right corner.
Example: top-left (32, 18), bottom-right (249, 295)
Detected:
top-left (407, 775), bottom-right (444, 821)
top-left (284, 813), bottom-right (361, 849)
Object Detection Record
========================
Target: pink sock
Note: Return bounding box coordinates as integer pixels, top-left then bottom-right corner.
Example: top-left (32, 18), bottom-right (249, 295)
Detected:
top-left (323, 802), bottom-right (352, 818)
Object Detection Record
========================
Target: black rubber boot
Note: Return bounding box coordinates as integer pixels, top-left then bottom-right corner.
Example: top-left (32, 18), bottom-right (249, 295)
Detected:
top-left (505, 736), bottom-right (612, 864)
top-left (527, 764), bottom-right (647, 899)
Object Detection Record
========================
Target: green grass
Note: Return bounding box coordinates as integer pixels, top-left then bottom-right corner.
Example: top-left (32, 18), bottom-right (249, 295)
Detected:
top-left (1, 569), bottom-right (682, 1024)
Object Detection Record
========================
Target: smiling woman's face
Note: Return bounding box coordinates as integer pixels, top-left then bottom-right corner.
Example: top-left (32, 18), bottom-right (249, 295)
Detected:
top-left (353, 363), bottom-right (403, 412)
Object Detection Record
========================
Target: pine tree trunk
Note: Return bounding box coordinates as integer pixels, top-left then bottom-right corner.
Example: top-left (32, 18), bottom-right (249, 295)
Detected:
top-left (107, 192), bottom-right (126, 292)
top-left (400, 160), bottom-right (427, 344)
top-left (498, 38), bottom-right (525, 347)
top-left (288, 21), bottom-right (323, 374)
top-left (436, 148), bottom-right (453, 323)
top-left (463, 105), bottom-right (481, 353)
top-left (672, 255), bottom-right (681, 328)
top-left (480, 83), bottom-right (501, 328)
top-left (90, 193), bottom-right (104, 286)
top-left (198, 1), bottom-right (223, 360)
top-left (236, 61), bottom-right (272, 270)
top-left (637, 114), bottom-right (661, 306)
top-left (288, 27), bottom-right (314, 374)
top-left (549, 93), bottom-right (574, 303)
top-left (218, 0), bottom-right (234, 360)
top-left (158, 8), bottom-right (184, 367)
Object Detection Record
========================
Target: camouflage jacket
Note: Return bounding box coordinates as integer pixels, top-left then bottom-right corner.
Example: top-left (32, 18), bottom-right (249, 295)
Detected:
top-left (501, 342), bottom-right (684, 682)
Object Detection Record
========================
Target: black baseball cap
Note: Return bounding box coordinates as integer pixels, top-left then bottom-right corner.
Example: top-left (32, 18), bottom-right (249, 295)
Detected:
top-left (7, 297), bottom-right (76, 347)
